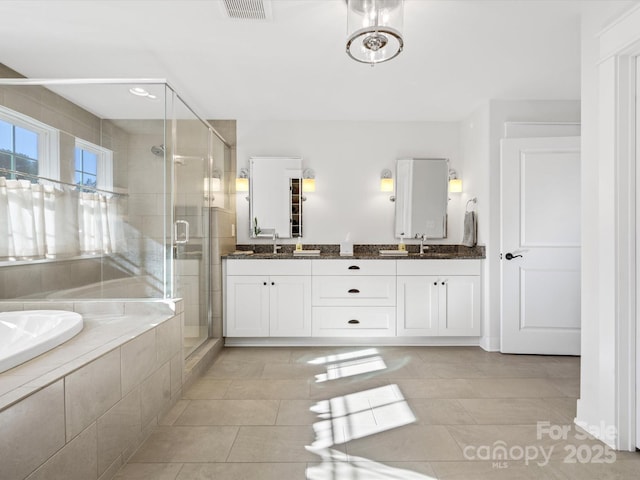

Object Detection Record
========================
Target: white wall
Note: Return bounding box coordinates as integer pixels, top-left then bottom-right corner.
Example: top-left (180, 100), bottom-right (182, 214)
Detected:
top-left (577, 1), bottom-right (637, 449)
top-left (236, 120), bottom-right (462, 246)
top-left (459, 103), bottom-right (491, 348)
top-left (459, 100), bottom-right (580, 351)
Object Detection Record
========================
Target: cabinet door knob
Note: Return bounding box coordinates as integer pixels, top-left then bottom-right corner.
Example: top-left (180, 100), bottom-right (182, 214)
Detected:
top-left (441, 281), bottom-right (445, 285)
top-left (348, 265), bottom-right (360, 270)
top-left (348, 319), bottom-right (360, 324)
top-left (348, 288), bottom-right (360, 294)
top-left (263, 282), bottom-right (267, 286)
top-left (271, 282), bottom-right (275, 286)
top-left (433, 282), bottom-right (438, 285)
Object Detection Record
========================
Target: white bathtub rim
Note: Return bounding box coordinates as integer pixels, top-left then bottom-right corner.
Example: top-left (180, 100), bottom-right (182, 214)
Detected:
top-left (0, 310), bottom-right (83, 374)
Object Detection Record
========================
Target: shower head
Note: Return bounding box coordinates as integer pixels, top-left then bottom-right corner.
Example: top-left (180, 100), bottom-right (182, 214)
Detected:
top-left (151, 144), bottom-right (165, 157)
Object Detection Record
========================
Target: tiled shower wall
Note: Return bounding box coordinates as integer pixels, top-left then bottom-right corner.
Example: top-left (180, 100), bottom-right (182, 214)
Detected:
top-left (208, 120), bottom-right (237, 339)
top-left (0, 257), bottom-right (129, 299)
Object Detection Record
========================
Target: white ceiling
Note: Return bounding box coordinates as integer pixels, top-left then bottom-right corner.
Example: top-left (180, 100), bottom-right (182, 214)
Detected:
top-left (0, 0), bottom-right (633, 121)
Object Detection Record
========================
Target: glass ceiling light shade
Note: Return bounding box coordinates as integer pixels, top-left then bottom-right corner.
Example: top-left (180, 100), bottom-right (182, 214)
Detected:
top-left (346, 0), bottom-right (404, 65)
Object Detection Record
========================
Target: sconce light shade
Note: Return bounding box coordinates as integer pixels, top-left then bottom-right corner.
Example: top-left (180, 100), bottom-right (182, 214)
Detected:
top-left (346, 0), bottom-right (404, 65)
top-left (448, 168), bottom-right (462, 193)
top-left (449, 178), bottom-right (463, 193)
top-left (236, 167), bottom-right (249, 192)
top-left (303, 168), bottom-right (316, 192)
top-left (380, 168), bottom-right (394, 192)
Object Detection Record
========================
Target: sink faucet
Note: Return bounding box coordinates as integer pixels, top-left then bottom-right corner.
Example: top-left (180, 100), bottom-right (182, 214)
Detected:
top-left (272, 232), bottom-right (281, 255)
top-left (417, 234), bottom-right (429, 255)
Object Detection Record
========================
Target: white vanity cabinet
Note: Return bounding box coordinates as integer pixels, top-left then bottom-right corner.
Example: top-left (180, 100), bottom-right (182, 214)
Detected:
top-left (311, 259), bottom-right (396, 337)
top-left (397, 260), bottom-right (481, 336)
top-left (224, 257), bottom-right (482, 341)
top-left (225, 259), bottom-right (312, 337)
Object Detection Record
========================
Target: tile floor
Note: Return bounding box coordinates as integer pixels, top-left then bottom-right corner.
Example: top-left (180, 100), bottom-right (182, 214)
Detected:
top-left (115, 346), bottom-right (640, 479)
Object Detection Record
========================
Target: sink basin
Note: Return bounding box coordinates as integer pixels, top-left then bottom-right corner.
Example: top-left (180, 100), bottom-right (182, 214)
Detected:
top-left (379, 250), bottom-right (409, 257)
top-left (293, 250), bottom-right (321, 257)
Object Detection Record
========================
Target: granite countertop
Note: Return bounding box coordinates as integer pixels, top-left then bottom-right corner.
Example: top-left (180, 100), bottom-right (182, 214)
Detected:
top-left (223, 244), bottom-right (485, 260)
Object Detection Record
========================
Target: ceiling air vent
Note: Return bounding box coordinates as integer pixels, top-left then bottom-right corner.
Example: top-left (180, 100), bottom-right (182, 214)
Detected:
top-left (222, 0), bottom-right (272, 20)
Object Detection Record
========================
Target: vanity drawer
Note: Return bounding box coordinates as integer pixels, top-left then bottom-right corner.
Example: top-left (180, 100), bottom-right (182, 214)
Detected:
top-left (312, 259), bottom-right (396, 276)
top-left (312, 276), bottom-right (396, 306)
top-left (312, 307), bottom-right (396, 337)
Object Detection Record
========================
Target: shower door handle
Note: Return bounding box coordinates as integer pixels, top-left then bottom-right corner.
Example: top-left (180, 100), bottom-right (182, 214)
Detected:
top-left (175, 220), bottom-right (190, 244)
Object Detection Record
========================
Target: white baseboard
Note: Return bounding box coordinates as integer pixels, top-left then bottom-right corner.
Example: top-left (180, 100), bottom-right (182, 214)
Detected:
top-left (479, 335), bottom-right (500, 352)
top-left (224, 337), bottom-right (482, 347)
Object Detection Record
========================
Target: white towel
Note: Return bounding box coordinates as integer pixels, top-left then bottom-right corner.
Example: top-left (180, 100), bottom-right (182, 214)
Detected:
top-left (462, 211), bottom-right (477, 247)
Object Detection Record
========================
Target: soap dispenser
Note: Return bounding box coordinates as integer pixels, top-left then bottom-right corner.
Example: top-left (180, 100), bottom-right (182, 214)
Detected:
top-left (296, 237), bottom-right (302, 252)
top-left (398, 235), bottom-right (406, 252)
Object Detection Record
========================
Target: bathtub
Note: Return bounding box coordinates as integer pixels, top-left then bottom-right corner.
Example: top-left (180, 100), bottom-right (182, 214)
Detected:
top-left (0, 310), bottom-right (83, 373)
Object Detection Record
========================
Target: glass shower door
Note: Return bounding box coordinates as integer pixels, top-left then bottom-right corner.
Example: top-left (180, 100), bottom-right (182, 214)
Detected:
top-left (171, 105), bottom-right (212, 358)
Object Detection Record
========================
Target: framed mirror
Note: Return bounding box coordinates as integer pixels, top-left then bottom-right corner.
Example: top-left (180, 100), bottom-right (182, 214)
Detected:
top-left (394, 158), bottom-right (448, 239)
top-left (249, 156), bottom-right (302, 239)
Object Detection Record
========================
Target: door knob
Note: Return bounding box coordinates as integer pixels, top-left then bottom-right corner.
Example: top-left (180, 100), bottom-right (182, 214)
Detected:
top-left (505, 252), bottom-right (523, 260)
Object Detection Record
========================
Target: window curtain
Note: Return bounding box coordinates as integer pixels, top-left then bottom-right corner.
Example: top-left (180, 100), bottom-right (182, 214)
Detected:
top-left (0, 177), bottom-right (123, 260)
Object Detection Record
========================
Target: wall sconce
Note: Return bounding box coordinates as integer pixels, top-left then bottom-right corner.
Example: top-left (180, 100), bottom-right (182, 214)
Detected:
top-left (380, 169), bottom-right (394, 192)
top-left (204, 169), bottom-right (222, 196)
top-left (302, 168), bottom-right (316, 193)
top-left (236, 167), bottom-right (249, 192)
top-left (449, 168), bottom-right (463, 193)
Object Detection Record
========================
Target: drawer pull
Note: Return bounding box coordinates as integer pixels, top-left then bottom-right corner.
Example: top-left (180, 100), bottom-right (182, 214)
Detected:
top-left (348, 319), bottom-right (360, 324)
top-left (348, 288), bottom-right (360, 294)
top-left (348, 265), bottom-right (360, 270)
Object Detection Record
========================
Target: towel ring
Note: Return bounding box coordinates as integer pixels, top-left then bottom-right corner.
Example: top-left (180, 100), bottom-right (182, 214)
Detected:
top-left (466, 197), bottom-right (478, 212)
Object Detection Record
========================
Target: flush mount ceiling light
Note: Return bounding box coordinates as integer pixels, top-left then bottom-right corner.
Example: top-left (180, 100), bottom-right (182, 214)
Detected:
top-left (346, 0), bottom-right (404, 65)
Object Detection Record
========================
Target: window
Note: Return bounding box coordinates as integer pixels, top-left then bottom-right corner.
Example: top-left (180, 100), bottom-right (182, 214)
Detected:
top-left (75, 139), bottom-right (113, 191)
top-left (0, 119), bottom-right (39, 180)
top-left (0, 106), bottom-right (59, 181)
top-left (75, 146), bottom-right (98, 189)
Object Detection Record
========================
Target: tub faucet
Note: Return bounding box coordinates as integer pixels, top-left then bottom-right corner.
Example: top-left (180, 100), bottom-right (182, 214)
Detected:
top-left (272, 232), bottom-right (281, 255)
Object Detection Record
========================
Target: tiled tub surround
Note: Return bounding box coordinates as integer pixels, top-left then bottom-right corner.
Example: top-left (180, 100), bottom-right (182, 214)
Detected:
top-left (0, 300), bottom-right (186, 480)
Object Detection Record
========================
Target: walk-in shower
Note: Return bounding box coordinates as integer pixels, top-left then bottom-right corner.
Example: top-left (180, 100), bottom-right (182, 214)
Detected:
top-left (0, 76), bottom-right (232, 358)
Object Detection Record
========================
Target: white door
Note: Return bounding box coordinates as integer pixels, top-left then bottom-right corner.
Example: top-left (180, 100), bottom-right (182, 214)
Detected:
top-left (500, 136), bottom-right (581, 354)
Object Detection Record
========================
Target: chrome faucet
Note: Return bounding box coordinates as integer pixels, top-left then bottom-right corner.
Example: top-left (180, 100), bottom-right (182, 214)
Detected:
top-left (417, 234), bottom-right (429, 255)
top-left (272, 232), bottom-right (281, 255)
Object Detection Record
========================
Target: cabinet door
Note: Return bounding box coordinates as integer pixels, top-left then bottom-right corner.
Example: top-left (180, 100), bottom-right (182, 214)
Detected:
top-left (269, 275), bottom-right (311, 336)
top-left (226, 276), bottom-right (269, 336)
top-left (439, 276), bottom-right (481, 336)
top-left (396, 276), bottom-right (439, 336)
